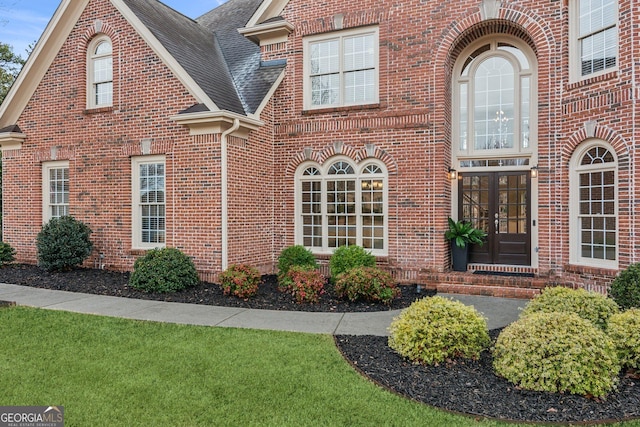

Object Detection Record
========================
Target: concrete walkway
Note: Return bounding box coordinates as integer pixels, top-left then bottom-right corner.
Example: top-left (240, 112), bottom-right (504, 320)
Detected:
top-left (0, 282), bottom-right (528, 336)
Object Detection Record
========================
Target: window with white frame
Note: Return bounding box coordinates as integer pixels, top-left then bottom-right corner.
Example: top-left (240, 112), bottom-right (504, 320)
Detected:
top-left (570, 142), bottom-right (617, 267)
top-left (87, 36), bottom-right (113, 108)
top-left (132, 156), bottom-right (166, 249)
top-left (304, 26), bottom-right (379, 109)
top-left (297, 159), bottom-right (387, 255)
top-left (571, 0), bottom-right (618, 79)
top-left (42, 161), bottom-right (69, 222)
top-left (454, 40), bottom-right (535, 157)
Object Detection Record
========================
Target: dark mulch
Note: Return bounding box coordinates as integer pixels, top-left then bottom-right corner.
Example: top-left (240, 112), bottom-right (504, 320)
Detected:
top-left (3, 263), bottom-right (638, 424)
top-left (335, 331), bottom-right (640, 424)
top-left (0, 263), bottom-right (432, 312)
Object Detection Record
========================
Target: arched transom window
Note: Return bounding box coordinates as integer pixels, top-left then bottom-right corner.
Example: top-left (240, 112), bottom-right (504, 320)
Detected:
top-left (297, 159), bottom-right (387, 255)
top-left (455, 40), bottom-right (535, 157)
top-left (88, 36), bottom-right (113, 108)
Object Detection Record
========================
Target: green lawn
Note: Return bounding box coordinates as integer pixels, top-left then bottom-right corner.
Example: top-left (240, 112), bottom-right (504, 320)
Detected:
top-left (0, 306), bottom-right (638, 427)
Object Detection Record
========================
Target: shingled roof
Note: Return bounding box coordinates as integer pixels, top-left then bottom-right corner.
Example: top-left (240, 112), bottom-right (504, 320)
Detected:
top-left (123, 0), bottom-right (285, 115)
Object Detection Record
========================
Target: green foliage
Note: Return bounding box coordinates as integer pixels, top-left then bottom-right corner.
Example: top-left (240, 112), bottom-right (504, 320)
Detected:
top-left (278, 265), bottom-right (326, 304)
top-left (277, 245), bottom-right (318, 279)
top-left (493, 312), bottom-right (620, 398)
top-left (445, 217), bottom-right (487, 248)
top-left (0, 42), bottom-right (25, 105)
top-left (329, 245), bottom-right (376, 281)
top-left (129, 247), bottom-right (199, 293)
top-left (388, 296), bottom-right (490, 365)
top-left (334, 266), bottom-right (400, 305)
top-left (36, 216), bottom-right (93, 272)
top-left (607, 309), bottom-right (640, 371)
top-left (610, 263), bottom-right (640, 309)
top-left (0, 241), bottom-right (15, 266)
top-left (219, 264), bottom-right (261, 299)
top-left (521, 286), bottom-right (619, 330)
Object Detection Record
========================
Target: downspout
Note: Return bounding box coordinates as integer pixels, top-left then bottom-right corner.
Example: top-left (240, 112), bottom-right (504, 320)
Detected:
top-left (221, 118), bottom-right (240, 271)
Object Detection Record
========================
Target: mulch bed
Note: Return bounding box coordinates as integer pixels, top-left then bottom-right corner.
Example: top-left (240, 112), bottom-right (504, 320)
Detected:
top-left (2, 263), bottom-right (639, 424)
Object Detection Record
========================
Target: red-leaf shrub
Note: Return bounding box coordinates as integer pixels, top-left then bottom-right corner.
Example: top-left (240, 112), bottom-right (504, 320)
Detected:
top-left (278, 265), bottom-right (326, 304)
top-left (219, 264), bottom-right (260, 299)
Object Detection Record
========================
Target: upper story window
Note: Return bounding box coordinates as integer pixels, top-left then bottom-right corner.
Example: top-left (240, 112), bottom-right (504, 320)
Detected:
top-left (303, 26), bottom-right (379, 110)
top-left (454, 39), bottom-right (536, 158)
top-left (571, 0), bottom-right (618, 80)
top-left (42, 161), bottom-right (69, 222)
top-left (88, 36), bottom-right (113, 108)
top-left (132, 156), bottom-right (166, 249)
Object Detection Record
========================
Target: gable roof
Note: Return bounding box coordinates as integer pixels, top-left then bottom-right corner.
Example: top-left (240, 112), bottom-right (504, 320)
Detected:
top-left (0, 0), bottom-right (285, 129)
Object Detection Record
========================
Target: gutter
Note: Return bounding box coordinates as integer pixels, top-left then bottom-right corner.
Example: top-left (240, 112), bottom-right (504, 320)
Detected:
top-left (220, 118), bottom-right (240, 271)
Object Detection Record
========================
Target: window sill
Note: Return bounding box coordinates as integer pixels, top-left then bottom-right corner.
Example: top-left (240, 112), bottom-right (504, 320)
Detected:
top-left (564, 262), bottom-right (618, 276)
top-left (566, 71), bottom-right (617, 91)
top-left (302, 103), bottom-right (381, 116)
top-left (84, 106), bottom-right (114, 115)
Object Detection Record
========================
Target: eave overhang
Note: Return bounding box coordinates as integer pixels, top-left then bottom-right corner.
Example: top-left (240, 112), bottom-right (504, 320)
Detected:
top-left (170, 110), bottom-right (263, 138)
top-left (238, 19), bottom-right (294, 46)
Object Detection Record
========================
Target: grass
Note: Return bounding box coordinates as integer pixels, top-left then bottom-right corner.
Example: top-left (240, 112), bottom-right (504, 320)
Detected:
top-left (0, 306), bottom-right (638, 427)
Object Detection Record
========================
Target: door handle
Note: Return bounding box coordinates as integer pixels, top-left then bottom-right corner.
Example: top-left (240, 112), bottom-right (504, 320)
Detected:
top-left (494, 218), bottom-right (499, 234)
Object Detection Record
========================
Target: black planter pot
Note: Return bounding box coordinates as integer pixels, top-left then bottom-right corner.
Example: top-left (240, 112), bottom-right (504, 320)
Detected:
top-left (450, 241), bottom-right (469, 272)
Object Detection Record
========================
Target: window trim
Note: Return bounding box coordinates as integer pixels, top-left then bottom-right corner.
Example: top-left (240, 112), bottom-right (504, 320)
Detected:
top-left (569, 140), bottom-right (618, 269)
top-left (569, 0), bottom-right (618, 82)
top-left (303, 26), bottom-right (379, 110)
top-left (42, 160), bottom-right (70, 223)
top-left (86, 35), bottom-right (113, 109)
top-left (295, 157), bottom-right (388, 256)
top-left (132, 155), bottom-right (166, 250)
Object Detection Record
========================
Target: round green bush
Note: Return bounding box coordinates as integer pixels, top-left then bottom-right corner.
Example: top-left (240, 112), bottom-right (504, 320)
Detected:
top-left (129, 247), bottom-right (199, 293)
top-left (607, 309), bottom-right (640, 371)
top-left (610, 263), bottom-right (640, 309)
top-left (388, 296), bottom-right (490, 365)
top-left (0, 241), bottom-right (16, 266)
top-left (494, 312), bottom-right (620, 398)
top-left (277, 245), bottom-right (318, 278)
top-left (521, 286), bottom-right (619, 330)
top-left (329, 245), bottom-right (376, 281)
top-left (219, 264), bottom-right (261, 299)
top-left (278, 265), bottom-right (325, 304)
top-left (37, 216), bottom-right (93, 272)
top-left (334, 266), bottom-right (400, 305)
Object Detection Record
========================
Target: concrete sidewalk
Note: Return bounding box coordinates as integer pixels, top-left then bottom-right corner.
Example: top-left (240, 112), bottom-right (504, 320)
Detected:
top-left (0, 282), bottom-right (527, 336)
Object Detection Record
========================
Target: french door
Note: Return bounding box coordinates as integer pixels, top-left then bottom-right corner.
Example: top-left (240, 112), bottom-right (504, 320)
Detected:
top-left (458, 171), bottom-right (531, 265)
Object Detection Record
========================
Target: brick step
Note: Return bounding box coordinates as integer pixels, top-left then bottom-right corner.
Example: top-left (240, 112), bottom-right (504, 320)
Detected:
top-left (420, 271), bottom-right (551, 299)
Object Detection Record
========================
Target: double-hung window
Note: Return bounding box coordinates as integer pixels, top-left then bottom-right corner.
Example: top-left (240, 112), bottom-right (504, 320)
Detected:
top-left (88, 36), bottom-right (113, 108)
top-left (132, 156), bottom-right (166, 249)
top-left (42, 161), bottom-right (69, 222)
top-left (572, 0), bottom-right (618, 79)
top-left (304, 26), bottom-right (379, 109)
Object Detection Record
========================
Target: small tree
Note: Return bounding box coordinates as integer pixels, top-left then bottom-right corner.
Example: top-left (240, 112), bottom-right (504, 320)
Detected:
top-left (37, 216), bottom-right (93, 271)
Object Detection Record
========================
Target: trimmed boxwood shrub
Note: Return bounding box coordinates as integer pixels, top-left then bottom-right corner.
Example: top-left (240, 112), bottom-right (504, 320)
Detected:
top-left (278, 265), bottom-right (325, 304)
top-left (129, 247), bottom-right (199, 293)
top-left (494, 312), bottom-right (620, 398)
top-left (36, 216), bottom-right (93, 272)
top-left (334, 266), bottom-right (400, 305)
top-left (277, 245), bottom-right (318, 278)
top-left (521, 286), bottom-right (619, 330)
top-left (607, 308), bottom-right (640, 371)
top-left (219, 264), bottom-right (261, 299)
top-left (329, 245), bottom-right (376, 281)
top-left (0, 242), bottom-right (16, 267)
top-left (388, 296), bottom-right (490, 365)
top-left (610, 263), bottom-right (640, 310)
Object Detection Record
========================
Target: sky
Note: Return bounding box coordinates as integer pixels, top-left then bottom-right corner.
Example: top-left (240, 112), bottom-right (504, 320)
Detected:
top-left (0, 0), bottom-right (226, 60)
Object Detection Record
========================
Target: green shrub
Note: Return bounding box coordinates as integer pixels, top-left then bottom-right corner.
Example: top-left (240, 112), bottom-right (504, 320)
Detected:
top-left (334, 266), bottom-right (400, 305)
top-left (493, 312), bottom-right (620, 398)
top-left (610, 263), bottom-right (640, 309)
top-left (607, 309), bottom-right (640, 371)
top-left (277, 245), bottom-right (318, 278)
top-left (219, 264), bottom-right (261, 299)
top-left (388, 296), bottom-right (490, 365)
top-left (521, 286), bottom-right (619, 330)
top-left (129, 247), bottom-right (199, 293)
top-left (278, 265), bottom-right (325, 304)
top-left (0, 242), bottom-right (16, 266)
top-left (36, 216), bottom-right (93, 272)
top-left (329, 245), bottom-right (376, 281)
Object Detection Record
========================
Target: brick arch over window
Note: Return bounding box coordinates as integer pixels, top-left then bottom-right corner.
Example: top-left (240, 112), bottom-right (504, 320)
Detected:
top-left (563, 123), bottom-right (631, 168)
top-left (80, 20), bottom-right (120, 48)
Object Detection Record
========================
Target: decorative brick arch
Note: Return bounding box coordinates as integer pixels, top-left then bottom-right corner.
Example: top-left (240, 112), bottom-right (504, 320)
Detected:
top-left (79, 19), bottom-right (120, 50)
top-left (563, 123), bottom-right (631, 168)
top-left (285, 141), bottom-right (398, 176)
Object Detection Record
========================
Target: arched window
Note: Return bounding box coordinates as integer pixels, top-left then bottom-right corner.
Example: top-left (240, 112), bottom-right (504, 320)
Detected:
top-left (297, 158), bottom-right (387, 255)
top-left (454, 40), bottom-right (535, 156)
top-left (570, 142), bottom-right (617, 267)
top-left (88, 36), bottom-right (113, 108)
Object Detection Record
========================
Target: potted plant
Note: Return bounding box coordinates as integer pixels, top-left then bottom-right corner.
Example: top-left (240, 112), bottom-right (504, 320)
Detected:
top-left (445, 217), bottom-right (487, 272)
